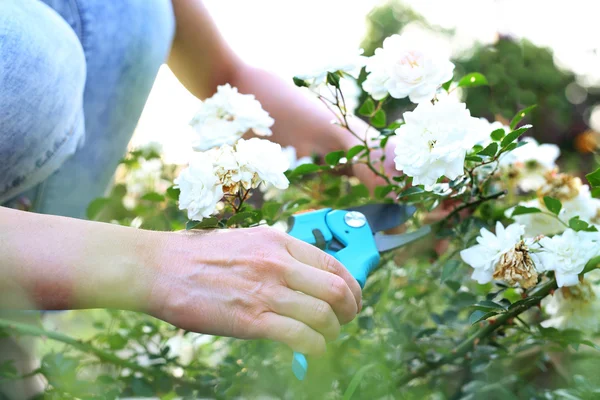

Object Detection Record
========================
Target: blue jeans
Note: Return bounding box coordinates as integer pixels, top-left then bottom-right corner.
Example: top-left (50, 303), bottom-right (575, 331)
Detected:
top-left (0, 0), bottom-right (175, 218)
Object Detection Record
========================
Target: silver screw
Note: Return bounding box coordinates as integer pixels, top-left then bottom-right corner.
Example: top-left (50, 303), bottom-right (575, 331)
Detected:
top-left (344, 211), bottom-right (366, 228)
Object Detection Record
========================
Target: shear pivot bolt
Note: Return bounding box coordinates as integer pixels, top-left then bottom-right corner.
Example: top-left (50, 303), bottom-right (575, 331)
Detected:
top-left (344, 211), bottom-right (367, 228)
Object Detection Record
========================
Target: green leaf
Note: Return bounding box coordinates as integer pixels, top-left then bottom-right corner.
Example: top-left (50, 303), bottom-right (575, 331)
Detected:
top-left (261, 201), bottom-right (282, 222)
top-left (186, 217), bottom-right (219, 230)
top-left (585, 167), bottom-right (600, 188)
top-left (511, 206), bottom-right (542, 217)
top-left (325, 150), bottom-right (346, 166)
top-left (490, 128), bottom-right (506, 141)
top-left (387, 121), bottom-right (403, 131)
top-left (592, 187), bottom-right (600, 199)
top-left (398, 186), bottom-right (425, 198)
top-left (543, 196), bottom-right (562, 215)
top-left (358, 98), bottom-right (375, 116)
top-left (140, 192), bottom-right (164, 202)
top-left (469, 310), bottom-right (498, 325)
top-left (472, 300), bottom-right (507, 311)
top-left (465, 155), bottom-right (483, 162)
top-left (374, 185), bottom-right (395, 200)
top-left (510, 105), bottom-right (537, 130)
top-left (371, 109), bottom-right (387, 128)
top-left (342, 363), bottom-right (377, 400)
top-left (292, 76), bottom-right (308, 88)
top-left (440, 260), bottom-right (460, 283)
top-left (86, 198), bottom-right (110, 220)
top-left (166, 185), bottom-right (180, 201)
top-left (346, 145), bottom-right (366, 160)
top-left (326, 72), bottom-right (340, 88)
top-left (132, 378), bottom-right (154, 397)
top-left (568, 216), bottom-right (597, 232)
top-left (478, 142), bottom-right (498, 157)
top-left (227, 211), bottom-right (260, 227)
top-left (290, 163), bottom-right (321, 177)
top-left (458, 73), bottom-right (489, 88)
top-left (442, 79), bottom-right (453, 92)
top-left (500, 125), bottom-right (532, 148)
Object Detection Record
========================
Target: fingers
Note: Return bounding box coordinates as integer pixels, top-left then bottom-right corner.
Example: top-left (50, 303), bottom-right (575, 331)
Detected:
top-left (283, 260), bottom-right (358, 324)
top-left (269, 287), bottom-right (340, 342)
top-left (286, 238), bottom-right (362, 312)
top-left (258, 312), bottom-right (326, 355)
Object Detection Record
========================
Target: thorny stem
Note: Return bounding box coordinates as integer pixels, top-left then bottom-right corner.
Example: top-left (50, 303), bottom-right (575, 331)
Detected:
top-left (397, 256), bottom-right (600, 387)
top-left (438, 190), bottom-right (507, 228)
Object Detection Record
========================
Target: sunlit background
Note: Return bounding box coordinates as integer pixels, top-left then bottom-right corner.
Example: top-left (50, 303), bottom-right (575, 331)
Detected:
top-left (132, 0), bottom-right (600, 164)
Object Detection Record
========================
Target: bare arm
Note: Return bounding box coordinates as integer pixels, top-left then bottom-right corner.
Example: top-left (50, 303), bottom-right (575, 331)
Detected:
top-left (167, 0), bottom-right (356, 157)
top-left (0, 206), bottom-right (361, 354)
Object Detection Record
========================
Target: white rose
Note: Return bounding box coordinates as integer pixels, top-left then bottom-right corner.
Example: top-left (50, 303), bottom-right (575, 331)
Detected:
top-left (362, 34), bottom-right (454, 103)
top-left (537, 229), bottom-right (600, 287)
top-left (542, 277), bottom-right (600, 333)
top-left (295, 49), bottom-right (366, 86)
top-left (393, 100), bottom-right (482, 187)
top-left (460, 222), bottom-right (527, 285)
top-left (235, 138), bottom-right (290, 190)
top-left (174, 155), bottom-right (224, 221)
top-left (190, 84), bottom-right (274, 151)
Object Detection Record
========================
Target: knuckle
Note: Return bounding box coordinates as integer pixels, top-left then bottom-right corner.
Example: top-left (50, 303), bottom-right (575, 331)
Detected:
top-left (328, 276), bottom-right (348, 302)
top-left (313, 301), bottom-right (333, 326)
top-left (321, 252), bottom-right (341, 275)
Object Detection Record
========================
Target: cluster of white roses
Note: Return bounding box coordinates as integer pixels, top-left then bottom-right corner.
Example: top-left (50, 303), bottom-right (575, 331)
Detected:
top-left (461, 222), bottom-right (600, 290)
top-left (175, 85), bottom-right (291, 221)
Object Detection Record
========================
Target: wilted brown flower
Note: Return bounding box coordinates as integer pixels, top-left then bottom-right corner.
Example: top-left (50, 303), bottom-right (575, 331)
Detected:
top-left (493, 240), bottom-right (538, 289)
top-left (537, 170), bottom-right (581, 202)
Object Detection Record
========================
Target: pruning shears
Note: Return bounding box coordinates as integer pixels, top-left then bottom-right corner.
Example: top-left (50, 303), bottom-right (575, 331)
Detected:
top-left (287, 203), bottom-right (431, 380)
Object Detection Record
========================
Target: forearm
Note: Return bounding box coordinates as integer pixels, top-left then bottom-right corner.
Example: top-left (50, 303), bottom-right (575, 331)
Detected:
top-left (168, 0), bottom-right (355, 157)
top-left (0, 207), bottom-right (162, 311)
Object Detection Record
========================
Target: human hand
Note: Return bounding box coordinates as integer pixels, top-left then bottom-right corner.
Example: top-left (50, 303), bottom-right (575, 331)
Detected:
top-left (148, 227), bottom-right (362, 355)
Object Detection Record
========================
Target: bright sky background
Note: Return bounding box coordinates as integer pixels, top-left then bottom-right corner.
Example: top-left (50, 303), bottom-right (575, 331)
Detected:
top-left (132, 0), bottom-right (600, 164)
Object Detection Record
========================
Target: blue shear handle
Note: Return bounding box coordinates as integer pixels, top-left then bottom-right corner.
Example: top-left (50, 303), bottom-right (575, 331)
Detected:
top-left (288, 209), bottom-right (381, 380)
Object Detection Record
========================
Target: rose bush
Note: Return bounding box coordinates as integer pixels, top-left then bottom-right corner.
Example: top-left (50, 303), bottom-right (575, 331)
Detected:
top-left (3, 33), bottom-right (600, 399)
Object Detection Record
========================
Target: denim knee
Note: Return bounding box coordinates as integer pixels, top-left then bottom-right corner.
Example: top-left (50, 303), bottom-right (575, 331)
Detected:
top-left (0, 0), bottom-right (87, 204)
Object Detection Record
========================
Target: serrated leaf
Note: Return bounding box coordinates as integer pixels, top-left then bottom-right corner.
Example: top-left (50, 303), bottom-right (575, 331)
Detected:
top-left (166, 186), bottom-right (180, 201)
top-left (465, 155), bottom-right (483, 162)
top-left (358, 98), bottom-right (375, 116)
top-left (346, 145), bottom-right (366, 160)
top-left (469, 310), bottom-right (498, 325)
top-left (510, 105), bottom-right (537, 130)
top-left (186, 217), bottom-right (219, 230)
top-left (374, 185), bottom-right (394, 200)
top-left (500, 125), bottom-right (532, 148)
top-left (290, 163), bottom-right (321, 177)
top-left (478, 142), bottom-right (498, 157)
top-left (398, 186), bottom-right (425, 198)
top-left (325, 150), bottom-right (346, 166)
top-left (472, 300), bottom-right (507, 311)
top-left (568, 216), bottom-right (593, 232)
top-left (586, 167), bottom-right (600, 188)
top-left (458, 73), bottom-right (488, 88)
top-left (227, 211), bottom-right (260, 227)
top-left (543, 196), bottom-right (562, 215)
top-left (490, 128), bottom-right (506, 141)
top-left (511, 206), bottom-right (541, 217)
top-left (440, 260), bottom-right (460, 283)
top-left (293, 76), bottom-right (308, 88)
top-left (371, 109), bottom-right (387, 128)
